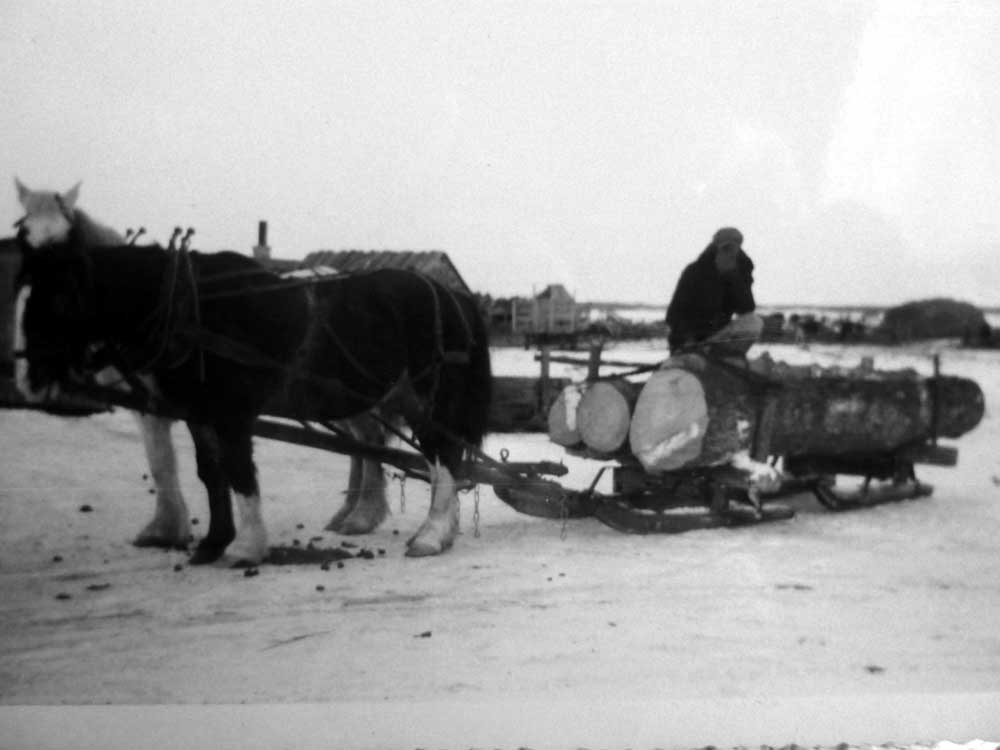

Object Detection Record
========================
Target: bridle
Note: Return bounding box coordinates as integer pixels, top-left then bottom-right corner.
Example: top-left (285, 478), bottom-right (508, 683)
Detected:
top-left (12, 192), bottom-right (75, 233)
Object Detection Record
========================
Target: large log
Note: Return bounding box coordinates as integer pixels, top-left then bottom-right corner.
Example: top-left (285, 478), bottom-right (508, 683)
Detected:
top-left (629, 367), bottom-right (711, 471)
top-left (547, 383), bottom-right (587, 447)
top-left (629, 357), bottom-right (760, 472)
top-left (624, 354), bottom-right (984, 474)
top-left (576, 379), bottom-right (641, 453)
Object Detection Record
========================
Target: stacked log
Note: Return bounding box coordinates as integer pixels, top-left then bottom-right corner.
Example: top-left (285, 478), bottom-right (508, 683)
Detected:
top-left (547, 379), bottom-right (644, 454)
top-left (576, 380), bottom-right (640, 453)
top-left (548, 353), bottom-right (985, 474)
top-left (629, 356), bottom-right (762, 472)
top-left (547, 383), bottom-right (587, 447)
top-left (629, 367), bottom-right (711, 472)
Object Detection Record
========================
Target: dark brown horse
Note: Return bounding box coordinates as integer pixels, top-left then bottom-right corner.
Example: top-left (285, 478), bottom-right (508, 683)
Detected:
top-left (16, 226), bottom-right (492, 564)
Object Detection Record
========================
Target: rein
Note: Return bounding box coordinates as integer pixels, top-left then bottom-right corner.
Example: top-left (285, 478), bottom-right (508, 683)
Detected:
top-left (105, 235), bottom-right (204, 378)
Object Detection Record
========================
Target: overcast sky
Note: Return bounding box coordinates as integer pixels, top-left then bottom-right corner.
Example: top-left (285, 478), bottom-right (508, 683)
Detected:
top-left (4, 0), bottom-right (999, 306)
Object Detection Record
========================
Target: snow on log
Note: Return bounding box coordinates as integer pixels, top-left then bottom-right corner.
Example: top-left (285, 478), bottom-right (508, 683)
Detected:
top-left (627, 355), bottom-right (765, 472)
top-left (629, 367), bottom-right (711, 472)
top-left (547, 383), bottom-right (587, 447)
top-left (576, 379), bottom-right (641, 454)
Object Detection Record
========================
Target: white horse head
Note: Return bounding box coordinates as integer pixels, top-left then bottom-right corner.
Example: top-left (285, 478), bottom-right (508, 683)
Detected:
top-left (15, 178), bottom-right (82, 247)
top-left (15, 178), bottom-right (123, 247)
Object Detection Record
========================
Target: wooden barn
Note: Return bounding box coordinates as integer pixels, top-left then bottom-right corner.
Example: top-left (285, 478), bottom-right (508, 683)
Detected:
top-left (521, 284), bottom-right (588, 334)
top-left (300, 249), bottom-right (472, 295)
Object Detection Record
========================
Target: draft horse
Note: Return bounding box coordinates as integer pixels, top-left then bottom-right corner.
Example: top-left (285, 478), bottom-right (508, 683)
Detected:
top-left (14, 181), bottom-right (414, 553)
top-left (15, 225), bottom-right (492, 563)
top-left (14, 179), bottom-right (190, 550)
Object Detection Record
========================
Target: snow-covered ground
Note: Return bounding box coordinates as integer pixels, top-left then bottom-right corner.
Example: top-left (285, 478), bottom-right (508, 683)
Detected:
top-left (1, 340), bottom-right (999, 748)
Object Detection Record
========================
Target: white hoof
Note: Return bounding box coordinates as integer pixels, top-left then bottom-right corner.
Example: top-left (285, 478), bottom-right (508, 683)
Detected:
top-left (134, 515), bottom-right (190, 550)
top-left (228, 538), bottom-right (268, 566)
top-left (405, 517), bottom-right (457, 557)
top-left (229, 493), bottom-right (268, 564)
top-left (337, 501), bottom-right (389, 535)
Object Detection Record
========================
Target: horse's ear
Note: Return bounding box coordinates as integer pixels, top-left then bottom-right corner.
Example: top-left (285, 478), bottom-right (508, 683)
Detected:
top-left (14, 177), bottom-right (31, 207)
top-left (62, 182), bottom-right (82, 210)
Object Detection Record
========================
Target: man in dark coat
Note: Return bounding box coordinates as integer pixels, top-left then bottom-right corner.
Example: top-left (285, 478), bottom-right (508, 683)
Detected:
top-left (665, 227), bottom-right (761, 356)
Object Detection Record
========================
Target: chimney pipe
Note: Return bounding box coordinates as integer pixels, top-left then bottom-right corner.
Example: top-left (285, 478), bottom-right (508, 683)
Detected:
top-left (252, 220), bottom-right (271, 261)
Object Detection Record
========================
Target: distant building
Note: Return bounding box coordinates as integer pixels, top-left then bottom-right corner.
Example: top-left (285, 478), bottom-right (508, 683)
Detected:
top-left (242, 220), bottom-right (472, 293)
top-left (504, 284), bottom-right (589, 335)
top-left (486, 297), bottom-right (518, 331)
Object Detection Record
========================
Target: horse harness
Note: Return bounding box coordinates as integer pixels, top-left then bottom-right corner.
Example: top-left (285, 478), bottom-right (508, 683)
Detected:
top-left (282, 269), bottom-right (476, 408)
top-left (92, 248), bottom-right (479, 415)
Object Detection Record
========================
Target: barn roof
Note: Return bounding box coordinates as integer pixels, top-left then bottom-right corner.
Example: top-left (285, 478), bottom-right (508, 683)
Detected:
top-left (536, 284), bottom-right (573, 302)
top-left (301, 250), bottom-right (471, 295)
top-left (254, 256), bottom-right (301, 274)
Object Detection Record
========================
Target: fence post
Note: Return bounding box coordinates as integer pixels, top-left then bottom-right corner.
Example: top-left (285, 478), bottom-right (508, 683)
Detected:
top-left (587, 341), bottom-right (603, 380)
top-left (538, 347), bottom-right (552, 412)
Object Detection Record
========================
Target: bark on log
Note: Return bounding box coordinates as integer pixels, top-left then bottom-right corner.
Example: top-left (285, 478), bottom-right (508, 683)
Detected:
top-left (621, 354), bottom-right (984, 473)
top-left (768, 374), bottom-right (980, 454)
top-left (576, 379), bottom-right (641, 453)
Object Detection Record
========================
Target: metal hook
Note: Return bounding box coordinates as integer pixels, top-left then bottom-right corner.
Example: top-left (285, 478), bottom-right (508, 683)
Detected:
top-left (167, 227), bottom-right (183, 252)
top-left (180, 227), bottom-right (195, 252)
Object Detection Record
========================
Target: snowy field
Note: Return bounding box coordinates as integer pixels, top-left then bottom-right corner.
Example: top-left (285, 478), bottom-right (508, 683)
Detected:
top-left (1, 340), bottom-right (999, 748)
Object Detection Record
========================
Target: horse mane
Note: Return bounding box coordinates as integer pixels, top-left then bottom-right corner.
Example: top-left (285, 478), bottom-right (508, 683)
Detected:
top-left (72, 208), bottom-right (125, 245)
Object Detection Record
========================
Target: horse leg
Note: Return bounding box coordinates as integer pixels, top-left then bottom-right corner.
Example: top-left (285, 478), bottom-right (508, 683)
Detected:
top-left (406, 456), bottom-right (460, 557)
top-left (324, 449), bottom-right (363, 531)
top-left (216, 421), bottom-right (269, 567)
top-left (133, 414), bottom-right (190, 550)
top-left (186, 423), bottom-right (235, 565)
top-left (326, 415), bottom-right (389, 535)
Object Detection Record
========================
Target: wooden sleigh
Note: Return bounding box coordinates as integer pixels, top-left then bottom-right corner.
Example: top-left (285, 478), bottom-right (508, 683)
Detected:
top-left (527, 346), bottom-right (984, 533)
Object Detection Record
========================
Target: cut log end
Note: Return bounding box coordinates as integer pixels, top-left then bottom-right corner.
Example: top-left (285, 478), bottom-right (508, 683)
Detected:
top-left (547, 384), bottom-right (586, 447)
top-left (933, 375), bottom-right (985, 438)
top-left (629, 368), bottom-right (709, 473)
top-left (577, 380), bottom-right (637, 453)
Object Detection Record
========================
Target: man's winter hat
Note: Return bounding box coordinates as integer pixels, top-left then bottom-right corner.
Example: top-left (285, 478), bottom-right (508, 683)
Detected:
top-left (712, 227), bottom-right (743, 247)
